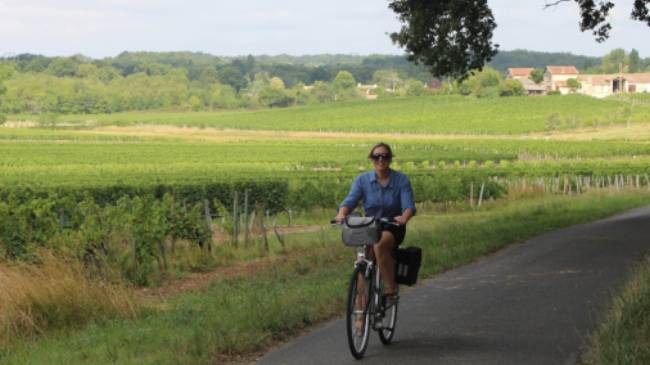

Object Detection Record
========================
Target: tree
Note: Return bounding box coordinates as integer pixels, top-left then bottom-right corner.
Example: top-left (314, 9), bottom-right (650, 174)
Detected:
top-left (602, 48), bottom-right (628, 73)
top-left (401, 79), bottom-right (427, 96)
top-left (388, 0), bottom-right (650, 78)
top-left (258, 76), bottom-right (292, 107)
top-left (530, 68), bottom-right (545, 84)
top-left (372, 69), bottom-right (402, 92)
top-left (332, 71), bottom-right (357, 100)
top-left (458, 67), bottom-right (502, 97)
top-left (389, 0), bottom-right (498, 79)
top-left (217, 66), bottom-right (247, 92)
top-left (567, 78), bottom-right (582, 91)
top-left (499, 79), bottom-right (525, 97)
top-left (629, 49), bottom-right (641, 73)
top-left (45, 57), bottom-right (79, 77)
top-left (310, 81), bottom-right (335, 103)
top-left (333, 71), bottom-right (356, 90)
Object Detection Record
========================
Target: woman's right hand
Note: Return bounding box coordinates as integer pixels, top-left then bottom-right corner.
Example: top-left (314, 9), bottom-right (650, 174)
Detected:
top-left (335, 206), bottom-right (351, 224)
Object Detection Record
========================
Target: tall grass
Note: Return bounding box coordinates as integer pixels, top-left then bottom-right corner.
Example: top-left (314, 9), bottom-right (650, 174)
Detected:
top-left (0, 253), bottom-right (137, 346)
top-left (582, 256), bottom-right (650, 364)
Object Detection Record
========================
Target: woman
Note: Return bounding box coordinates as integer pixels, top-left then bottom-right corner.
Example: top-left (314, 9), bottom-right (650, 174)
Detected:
top-left (335, 142), bottom-right (416, 298)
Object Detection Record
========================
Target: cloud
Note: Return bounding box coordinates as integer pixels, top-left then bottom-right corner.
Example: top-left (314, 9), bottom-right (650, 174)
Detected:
top-left (0, 1), bottom-right (149, 39)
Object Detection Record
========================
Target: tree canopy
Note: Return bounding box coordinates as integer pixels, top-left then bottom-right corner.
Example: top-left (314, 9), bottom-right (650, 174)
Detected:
top-left (389, 0), bottom-right (650, 79)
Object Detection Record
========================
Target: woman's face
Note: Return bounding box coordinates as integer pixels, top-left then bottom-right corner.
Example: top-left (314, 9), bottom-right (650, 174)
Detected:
top-left (370, 146), bottom-right (391, 172)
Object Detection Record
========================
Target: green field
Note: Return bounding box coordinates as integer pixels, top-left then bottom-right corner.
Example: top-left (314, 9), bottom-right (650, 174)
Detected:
top-left (16, 94), bottom-right (650, 134)
top-left (4, 94), bottom-right (650, 363)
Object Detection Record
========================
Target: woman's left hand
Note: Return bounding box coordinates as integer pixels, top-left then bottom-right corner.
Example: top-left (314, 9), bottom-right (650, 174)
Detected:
top-left (394, 215), bottom-right (408, 225)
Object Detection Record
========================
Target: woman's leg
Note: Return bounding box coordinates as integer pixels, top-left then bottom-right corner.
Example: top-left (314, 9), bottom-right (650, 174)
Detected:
top-left (373, 230), bottom-right (397, 295)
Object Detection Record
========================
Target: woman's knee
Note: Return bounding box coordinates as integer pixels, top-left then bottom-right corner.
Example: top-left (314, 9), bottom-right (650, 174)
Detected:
top-left (374, 231), bottom-right (396, 257)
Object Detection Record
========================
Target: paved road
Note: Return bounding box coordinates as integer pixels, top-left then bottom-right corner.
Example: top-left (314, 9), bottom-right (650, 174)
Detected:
top-left (257, 207), bottom-right (650, 365)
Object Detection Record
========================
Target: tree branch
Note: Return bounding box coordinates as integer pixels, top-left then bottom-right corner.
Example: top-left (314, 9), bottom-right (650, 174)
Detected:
top-left (543, 0), bottom-right (571, 9)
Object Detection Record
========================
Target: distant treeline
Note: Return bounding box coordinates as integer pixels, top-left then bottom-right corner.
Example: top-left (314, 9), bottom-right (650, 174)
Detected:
top-left (0, 50), bottom-right (648, 115)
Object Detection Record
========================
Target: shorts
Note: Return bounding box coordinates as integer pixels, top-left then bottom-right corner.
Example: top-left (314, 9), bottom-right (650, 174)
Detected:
top-left (382, 224), bottom-right (406, 246)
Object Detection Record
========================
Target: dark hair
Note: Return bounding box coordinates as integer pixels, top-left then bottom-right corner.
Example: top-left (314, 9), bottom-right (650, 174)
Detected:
top-left (368, 142), bottom-right (394, 159)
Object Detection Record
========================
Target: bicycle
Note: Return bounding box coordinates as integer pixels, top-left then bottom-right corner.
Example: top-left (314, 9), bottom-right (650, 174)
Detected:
top-left (331, 217), bottom-right (401, 359)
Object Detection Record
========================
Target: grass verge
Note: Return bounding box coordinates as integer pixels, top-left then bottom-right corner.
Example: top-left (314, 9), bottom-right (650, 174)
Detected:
top-left (1, 191), bottom-right (649, 364)
top-left (0, 254), bottom-right (137, 348)
top-left (581, 256), bottom-right (650, 364)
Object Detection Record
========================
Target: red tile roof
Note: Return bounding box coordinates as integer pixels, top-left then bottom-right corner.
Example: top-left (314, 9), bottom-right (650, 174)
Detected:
top-left (546, 65), bottom-right (579, 75)
top-left (507, 67), bottom-right (534, 77)
top-left (578, 73), bottom-right (650, 86)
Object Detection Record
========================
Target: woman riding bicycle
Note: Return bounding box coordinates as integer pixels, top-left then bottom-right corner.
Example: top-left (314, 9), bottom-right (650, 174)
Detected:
top-left (335, 142), bottom-right (416, 300)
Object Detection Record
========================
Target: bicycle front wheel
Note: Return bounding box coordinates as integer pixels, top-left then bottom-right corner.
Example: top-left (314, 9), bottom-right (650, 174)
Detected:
top-left (346, 265), bottom-right (371, 359)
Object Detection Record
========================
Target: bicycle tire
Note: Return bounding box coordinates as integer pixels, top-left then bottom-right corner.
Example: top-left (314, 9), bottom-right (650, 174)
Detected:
top-left (378, 273), bottom-right (398, 345)
top-left (346, 265), bottom-right (371, 359)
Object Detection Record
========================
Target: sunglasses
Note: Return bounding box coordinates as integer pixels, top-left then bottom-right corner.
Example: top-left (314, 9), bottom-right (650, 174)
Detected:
top-left (371, 153), bottom-right (392, 161)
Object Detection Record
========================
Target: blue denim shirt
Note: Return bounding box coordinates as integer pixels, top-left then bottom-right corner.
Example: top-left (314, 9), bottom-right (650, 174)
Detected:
top-left (340, 169), bottom-right (416, 219)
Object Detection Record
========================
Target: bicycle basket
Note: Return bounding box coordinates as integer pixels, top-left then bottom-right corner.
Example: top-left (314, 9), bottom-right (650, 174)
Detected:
top-left (342, 216), bottom-right (380, 246)
top-left (395, 246), bottom-right (422, 286)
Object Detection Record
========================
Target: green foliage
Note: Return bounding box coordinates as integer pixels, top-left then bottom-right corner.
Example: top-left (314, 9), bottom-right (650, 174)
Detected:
top-left (217, 65), bottom-right (247, 92)
top-left (629, 49), bottom-right (641, 73)
top-left (584, 255), bottom-right (650, 364)
top-left (333, 71), bottom-right (358, 101)
top-left (372, 69), bottom-right (403, 92)
top-left (0, 184), bottom-right (284, 283)
top-left (45, 57), bottom-right (80, 77)
top-left (530, 68), bottom-right (545, 84)
top-left (401, 79), bottom-right (427, 96)
top-left (37, 112), bottom-right (59, 127)
top-left (4, 192), bottom-right (650, 364)
top-left (567, 78), bottom-right (582, 90)
top-left (602, 48), bottom-right (629, 73)
top-left (388, 0), bottom-right (498, 79)
top-left (499, 79), bottom-right (525, 97)
top-left (458, 67), bottom-right (502, 96)
top-left (22, 94), bottom-right (650, 134)
top-left (258, 78), bottom-right (294, 108)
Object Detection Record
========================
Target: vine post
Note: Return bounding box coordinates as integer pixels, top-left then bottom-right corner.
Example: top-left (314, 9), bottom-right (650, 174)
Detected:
top-left (244, 189), bottom-right (249, 244)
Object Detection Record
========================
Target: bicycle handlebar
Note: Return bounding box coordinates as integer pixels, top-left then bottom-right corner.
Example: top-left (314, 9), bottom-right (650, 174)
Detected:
top-left (330, 217), bottom-right (402, 227)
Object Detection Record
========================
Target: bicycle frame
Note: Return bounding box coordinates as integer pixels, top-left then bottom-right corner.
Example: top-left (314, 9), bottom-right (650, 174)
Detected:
top-left (352, 245), bottom-right (388, 330)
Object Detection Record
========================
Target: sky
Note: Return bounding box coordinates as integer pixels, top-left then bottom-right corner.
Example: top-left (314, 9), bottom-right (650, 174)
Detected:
top-left (0, 0), bottom-right (649, 59)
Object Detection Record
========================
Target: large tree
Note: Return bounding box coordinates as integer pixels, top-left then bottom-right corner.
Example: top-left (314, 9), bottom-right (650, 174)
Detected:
top-left (389, 0), bottom-right (650, 79)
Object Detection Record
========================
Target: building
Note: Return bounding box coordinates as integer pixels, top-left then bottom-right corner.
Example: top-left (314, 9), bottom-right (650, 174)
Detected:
top-left (544, 65), bottom-right (580, 94)
top-left (577, 73), bottom-right (650, 98)
top-left (520, 78), bottom-right (546, 95)
top-left (356, 83), bottom-right (379, 100)
top-left (506, 67), bottom-right (535, 80)
top-left (505, 64), bottom-right (650, 98)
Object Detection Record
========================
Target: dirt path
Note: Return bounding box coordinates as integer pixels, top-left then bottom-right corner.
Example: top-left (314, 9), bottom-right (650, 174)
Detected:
top-left (137, 224), bottom-right (322, 301)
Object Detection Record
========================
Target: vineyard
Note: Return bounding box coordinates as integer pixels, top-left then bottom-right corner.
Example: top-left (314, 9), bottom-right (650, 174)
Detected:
top-left (14, 93), bottom-right (650, 134)
top-left (2, 94), bottom-right (650, 286)
top-left (3, 92), bottom-right (650, 364)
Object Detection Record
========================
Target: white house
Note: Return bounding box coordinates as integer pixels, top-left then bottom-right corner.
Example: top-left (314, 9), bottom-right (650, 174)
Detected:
top-left (577, 73), bottom-right (650, 98)
top-left (544, 65), bottom-right (580, 94)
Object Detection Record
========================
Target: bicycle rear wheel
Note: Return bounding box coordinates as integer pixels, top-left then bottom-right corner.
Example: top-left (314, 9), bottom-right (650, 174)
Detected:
top-left (346, 265), bottom-right (371, 359)
top-left (378, 274), bottom-right (398, 345)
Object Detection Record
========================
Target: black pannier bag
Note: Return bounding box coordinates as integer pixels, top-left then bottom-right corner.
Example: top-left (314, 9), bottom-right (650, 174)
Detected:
top-left (395, 246), bottom-right (422, 286)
